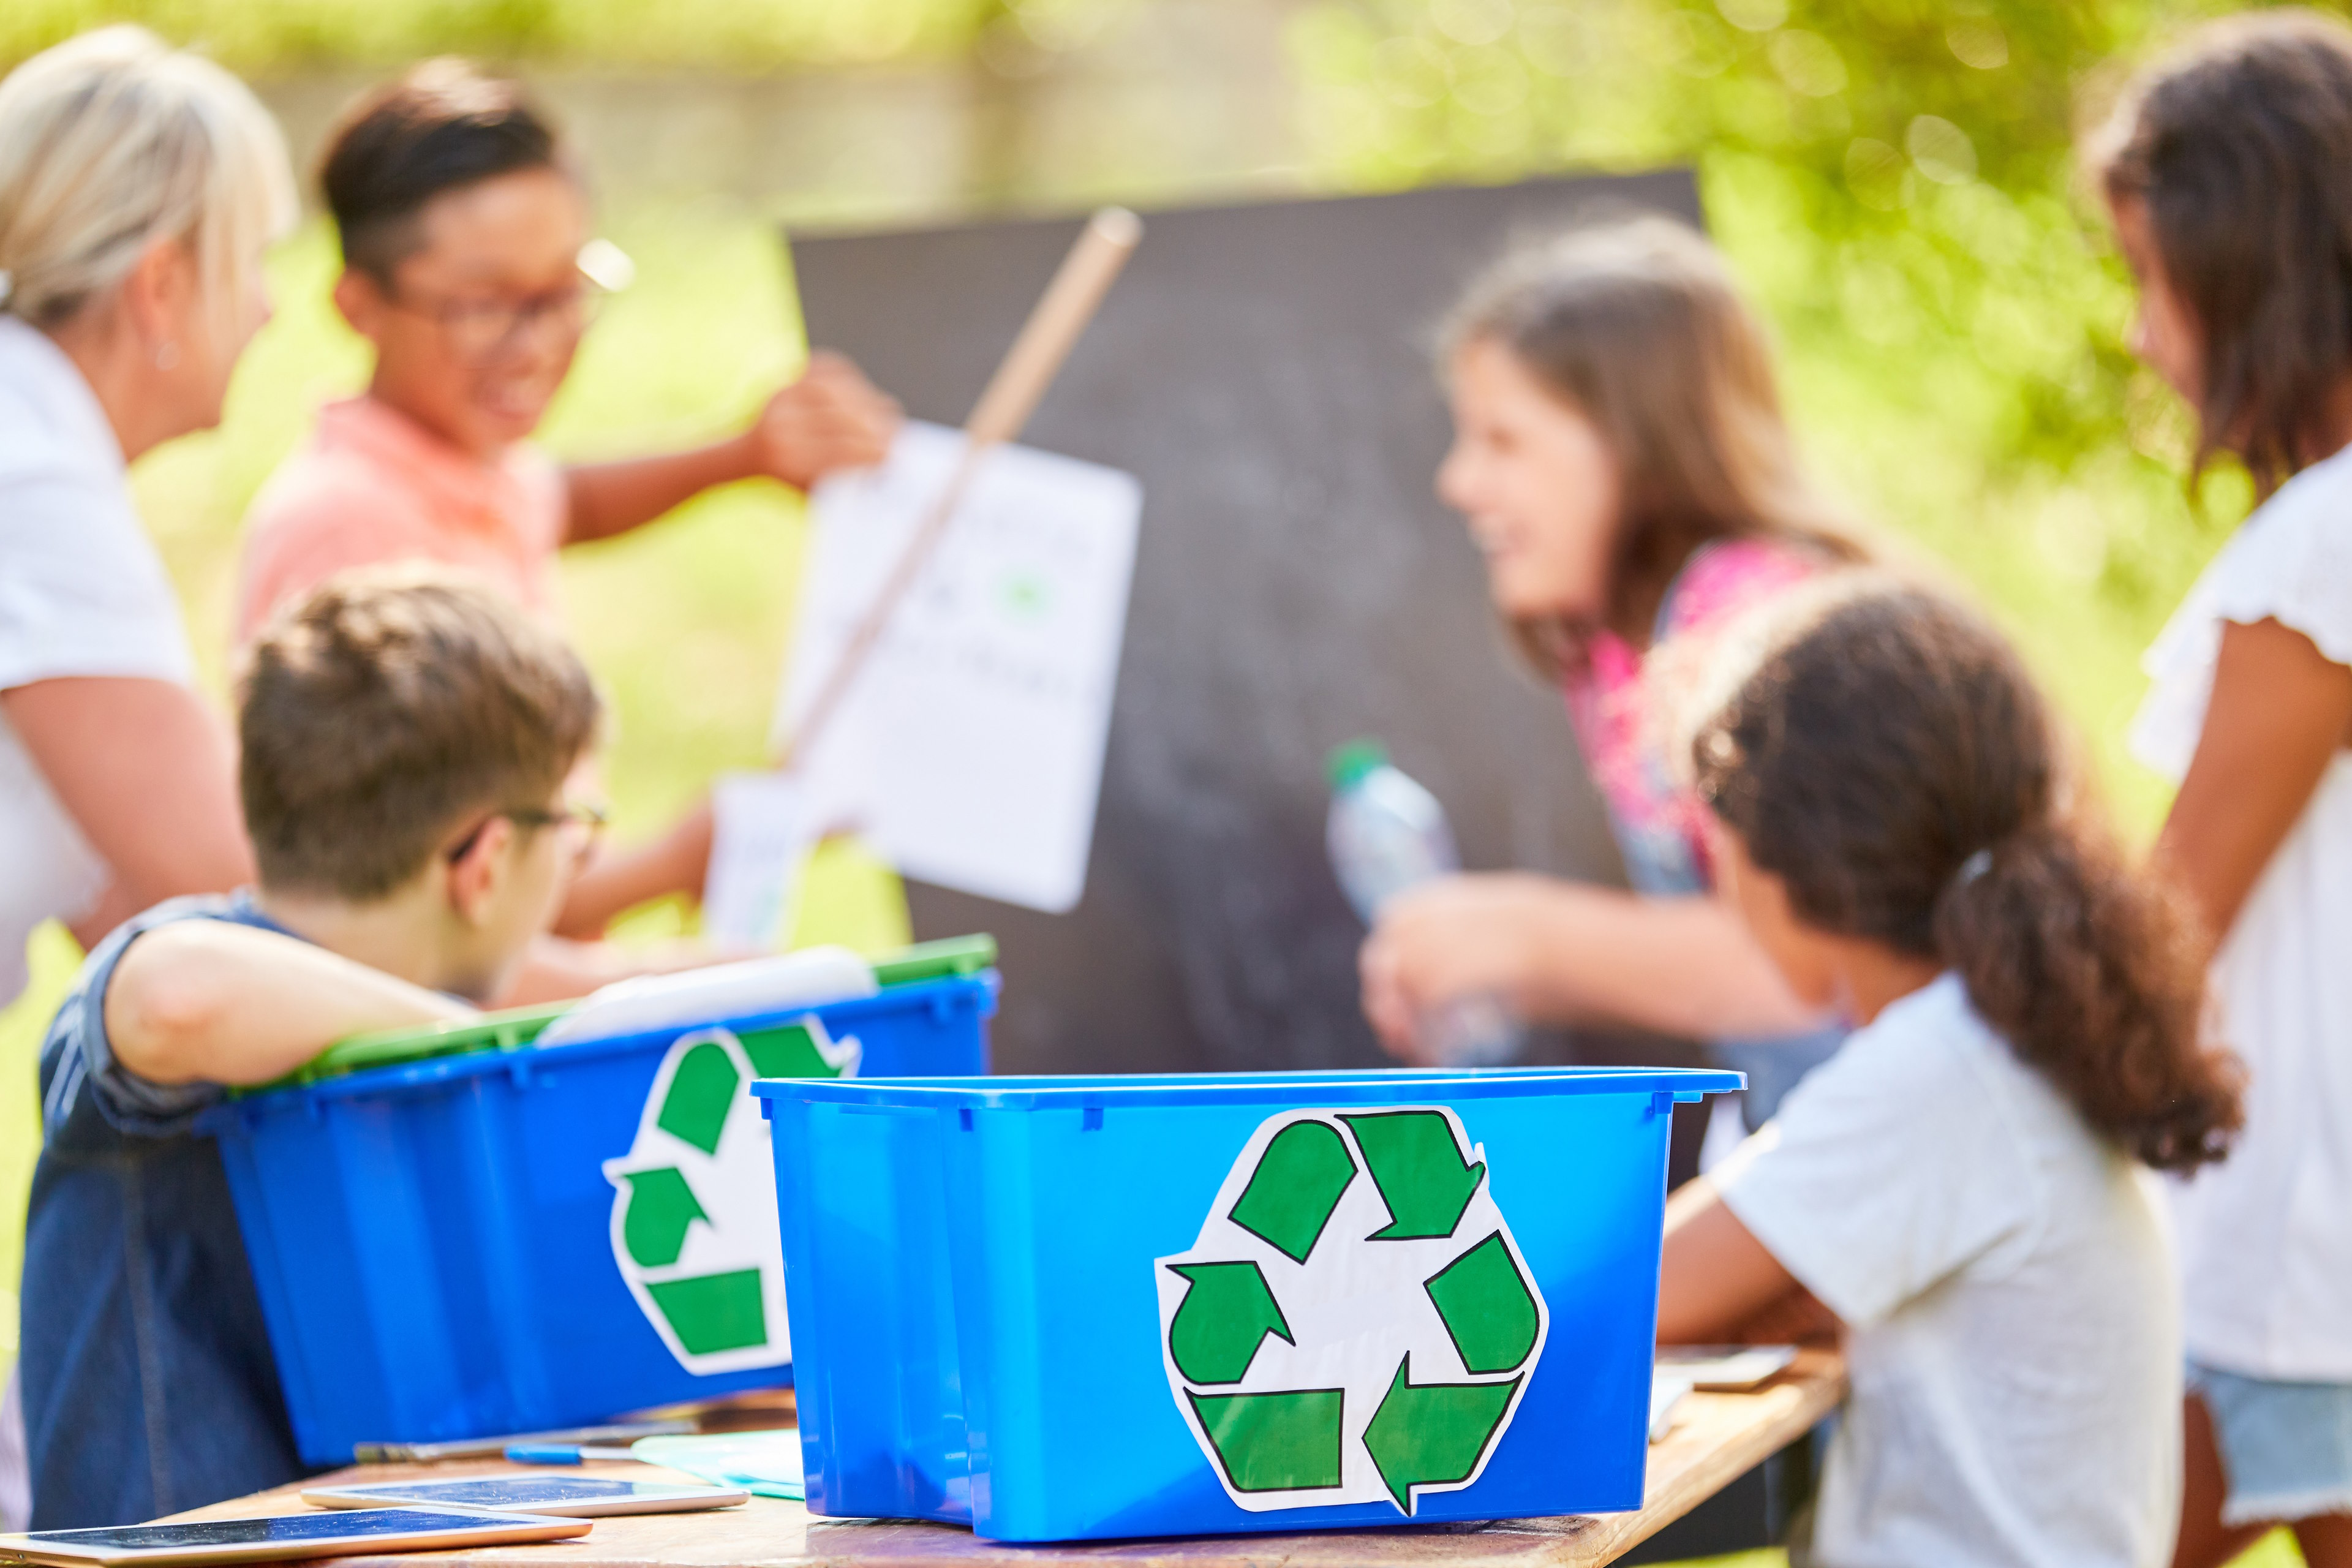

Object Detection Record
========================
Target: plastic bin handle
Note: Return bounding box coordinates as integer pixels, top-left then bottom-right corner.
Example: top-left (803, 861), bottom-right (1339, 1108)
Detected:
top-left (872, 934), bottom-right (998, 987)
top-left (244, 1001), bottom-right (573, 1093)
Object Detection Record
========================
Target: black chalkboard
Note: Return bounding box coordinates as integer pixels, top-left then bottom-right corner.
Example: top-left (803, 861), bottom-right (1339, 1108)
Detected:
top-left (788, 172), bottom-right (1704, 1076)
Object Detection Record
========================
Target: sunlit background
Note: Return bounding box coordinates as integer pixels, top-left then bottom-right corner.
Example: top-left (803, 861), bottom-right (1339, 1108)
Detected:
top-left (0, 3), bottom-right (2302, 1555)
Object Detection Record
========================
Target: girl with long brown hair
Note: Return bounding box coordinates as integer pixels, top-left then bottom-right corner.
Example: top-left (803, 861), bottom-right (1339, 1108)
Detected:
top-left (1358, 214), bottom-right (1863, 1128)
top-left (2095, 13), bottom-right (2352, 1563)
top-left (1659, 582), bottom-right (2240, 1568)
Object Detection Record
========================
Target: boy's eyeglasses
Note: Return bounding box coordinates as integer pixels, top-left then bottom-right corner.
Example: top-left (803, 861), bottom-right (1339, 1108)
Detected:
top-left (388, 277), bottom-right (608, 361)
top-left (445, 801), bottom-right (611, 866)
top-left (383, 242), bottom-right (631, 363)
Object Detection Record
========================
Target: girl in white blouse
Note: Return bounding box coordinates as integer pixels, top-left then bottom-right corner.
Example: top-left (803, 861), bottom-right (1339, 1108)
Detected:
top-left (2095, 13), bottom-right (2352, 1566)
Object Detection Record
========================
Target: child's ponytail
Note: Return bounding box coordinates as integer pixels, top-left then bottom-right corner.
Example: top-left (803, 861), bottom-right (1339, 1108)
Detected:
top-left (1691, 582), bottom-right (2242, 1172)
top-left (1934, 821), bottom-right (2237, 1172)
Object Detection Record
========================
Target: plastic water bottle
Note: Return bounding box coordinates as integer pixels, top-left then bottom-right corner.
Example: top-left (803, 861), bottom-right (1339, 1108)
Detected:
top-left (1327, 740), bottom-right (1524, 1066)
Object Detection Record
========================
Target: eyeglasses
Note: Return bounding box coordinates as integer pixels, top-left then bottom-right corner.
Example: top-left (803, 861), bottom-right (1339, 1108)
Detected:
top-left (383, 243), bottom-right (630, 361)
top-left (387, 279), bottom-right (603, 360)
top-left (445, 800), bottom-right (611, 866)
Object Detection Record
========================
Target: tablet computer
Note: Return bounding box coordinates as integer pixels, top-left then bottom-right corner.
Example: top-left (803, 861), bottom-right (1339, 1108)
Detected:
top-left (301, 1475), bottom-right (750, 1517)
top-left (0, 1506), bottom-right (590, 1566)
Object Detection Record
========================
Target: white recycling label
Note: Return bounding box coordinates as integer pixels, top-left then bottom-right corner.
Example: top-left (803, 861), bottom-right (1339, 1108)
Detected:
top-left (1155, 1106), bottom-right (1548, 1515)
top-left (604, 1018), bottom-right (859, 1374)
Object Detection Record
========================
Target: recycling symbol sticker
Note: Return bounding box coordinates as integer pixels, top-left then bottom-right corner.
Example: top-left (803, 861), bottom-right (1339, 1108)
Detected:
top-left (1155, 1106), bottom-right (1548, 1516)
top-left (605, 1017), bottom-right (859, 1374)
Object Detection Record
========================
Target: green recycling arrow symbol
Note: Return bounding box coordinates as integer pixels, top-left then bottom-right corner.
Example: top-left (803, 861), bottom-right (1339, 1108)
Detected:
top-left (1229, 1120), bottom-right (1355, 1262)
top-left (1158, 1106), bottom-right (1548, 1517)
top-left (1185, 1389), bottom-right (1345, 1493)
top-left (1362, 1355), bottom-right (1521, 1511)
top-left (1167, 1261), bottom-right (1293, 1384)
top-left (1340, 1110), bottom-right (1487, 1240)
top-left (654, 1040), bottom-right (739, 1154)
top-left (618, 1167), bottom-right (708, 1268)
top-left (1425, 1232), bottom-right (1541, 1374)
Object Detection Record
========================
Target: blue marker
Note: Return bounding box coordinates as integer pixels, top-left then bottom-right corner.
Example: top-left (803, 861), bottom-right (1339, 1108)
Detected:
top-left (503, 1443), bottom-right (641, 1464)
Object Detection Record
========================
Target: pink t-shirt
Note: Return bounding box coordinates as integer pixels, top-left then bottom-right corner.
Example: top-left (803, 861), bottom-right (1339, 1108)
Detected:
top-left (1563, 537), bottom-right (1819, 892)
top-left (236, 396), bottom-right (568, 644)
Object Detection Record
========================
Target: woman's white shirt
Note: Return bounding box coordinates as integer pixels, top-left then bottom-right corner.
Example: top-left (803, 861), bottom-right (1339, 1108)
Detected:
top-left (0, 315), bottom-right (194, 1008)
top-left (1715, 974), bottom-right (2180, 1568)
top-left (2133, 440), bottom-right (2352, 1382)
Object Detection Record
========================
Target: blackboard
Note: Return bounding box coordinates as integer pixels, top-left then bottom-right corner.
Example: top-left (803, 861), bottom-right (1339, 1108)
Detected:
top-left (788, 172), bottom-right (1705, 1076)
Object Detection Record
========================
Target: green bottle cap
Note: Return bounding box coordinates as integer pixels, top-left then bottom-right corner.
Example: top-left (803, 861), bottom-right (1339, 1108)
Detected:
top-left (1327, 738), bottom-right (1389, 791)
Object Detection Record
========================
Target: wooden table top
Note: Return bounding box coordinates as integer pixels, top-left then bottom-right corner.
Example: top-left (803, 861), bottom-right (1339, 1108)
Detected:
top-left (170, 1350), bottom-right (1845, 1568)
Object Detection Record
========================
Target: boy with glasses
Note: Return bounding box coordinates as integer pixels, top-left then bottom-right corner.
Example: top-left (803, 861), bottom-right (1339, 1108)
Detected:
top-left (23, 570), bottom-right (608, 1528)
top-left (235, 60), bottom-right (900, 932)
top-left (239, 59), bottom-right (897, 639)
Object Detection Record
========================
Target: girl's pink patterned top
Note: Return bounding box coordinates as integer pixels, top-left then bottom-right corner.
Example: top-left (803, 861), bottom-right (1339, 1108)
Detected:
top-left (1562, 538), bottom-right (1822, 894)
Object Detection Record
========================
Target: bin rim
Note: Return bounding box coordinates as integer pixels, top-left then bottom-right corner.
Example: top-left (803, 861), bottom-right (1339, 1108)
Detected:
top-left (752, 1064), bottom-right (1742, 1112)
top-left (217, 965), bottom-right (999, 1112)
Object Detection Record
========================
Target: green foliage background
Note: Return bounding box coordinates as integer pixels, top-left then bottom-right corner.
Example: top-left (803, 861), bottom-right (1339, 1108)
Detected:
top-left (0, 0), bottom-right (1001, 71)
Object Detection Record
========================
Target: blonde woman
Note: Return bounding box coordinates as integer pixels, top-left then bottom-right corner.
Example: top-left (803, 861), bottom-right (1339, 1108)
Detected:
top-left (0, 27), bottom-right (292, 998)
top-left (0, 25), bottom-right (293, 1529)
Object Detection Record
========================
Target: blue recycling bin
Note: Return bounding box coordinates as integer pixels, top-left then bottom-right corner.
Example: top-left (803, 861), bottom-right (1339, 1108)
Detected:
top-left (757, 1065), bottom-right (1740, 1542)
top-left (202, 939), bottom-right (997, 1464)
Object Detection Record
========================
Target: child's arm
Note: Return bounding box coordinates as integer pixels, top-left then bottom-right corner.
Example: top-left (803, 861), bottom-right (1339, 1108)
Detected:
top-left (1, 678), bottom-right (253, 946)
top-left (2158, 616), bottom-right (2352, 941)
top-left (549, 799), bottom-right (714, 938)
top-left (562, 352), bottom-right (899, 545)
top-left (1654, 1176), bottom-right (1809, 1344)
top-left (105, 921), bottom-right (472, 1087)
top-left (1361, 873), bottom-right (1823, 1055)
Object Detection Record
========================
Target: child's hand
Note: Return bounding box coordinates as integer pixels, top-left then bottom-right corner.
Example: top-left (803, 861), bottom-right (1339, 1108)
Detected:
top-left (1359, 873), bottom-right (1552, 1060)
top-left (744, 352), bottom-right (902, 490)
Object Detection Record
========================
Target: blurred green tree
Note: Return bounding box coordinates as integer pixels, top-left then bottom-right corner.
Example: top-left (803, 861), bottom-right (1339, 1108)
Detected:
top-left (0, 0), bottom-right (1000, 72)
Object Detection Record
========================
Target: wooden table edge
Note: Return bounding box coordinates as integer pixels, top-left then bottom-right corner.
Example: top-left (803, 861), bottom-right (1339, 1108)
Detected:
top-left (154, 1351), bottom-right (1847, 1568)
top-left (1557, 1347), bottom-right (1846, 1562)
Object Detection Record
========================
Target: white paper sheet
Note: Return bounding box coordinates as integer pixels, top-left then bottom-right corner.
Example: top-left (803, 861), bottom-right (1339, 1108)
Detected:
top-left (700, 770), bottom-right (810, 949)
top-left (775, 421), bottom-right (1141, 914)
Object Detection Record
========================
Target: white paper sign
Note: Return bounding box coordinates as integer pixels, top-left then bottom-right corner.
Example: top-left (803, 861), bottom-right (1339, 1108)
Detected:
top-left (775, 421), bottom-right (1140, 914)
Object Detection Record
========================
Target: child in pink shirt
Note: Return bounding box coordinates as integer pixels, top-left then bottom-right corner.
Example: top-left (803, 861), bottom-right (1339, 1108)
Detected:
top-left (1359, 217), bottom-right (1867, 1126)
top-left (237, 61), bottom-right (899, 931)
top-left (241, 394), bottom-right (567, 638)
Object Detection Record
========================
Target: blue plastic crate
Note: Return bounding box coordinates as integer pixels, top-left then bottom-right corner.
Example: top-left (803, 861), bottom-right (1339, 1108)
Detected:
top-left (756, 1065), bottom-right (1740, 1542)
top-left (202, 959), bottom-right (996, 1465)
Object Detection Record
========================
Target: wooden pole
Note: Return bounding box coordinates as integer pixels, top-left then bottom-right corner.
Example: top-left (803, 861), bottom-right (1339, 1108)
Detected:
top-left (775, 206), bottom-right (1142, 772)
